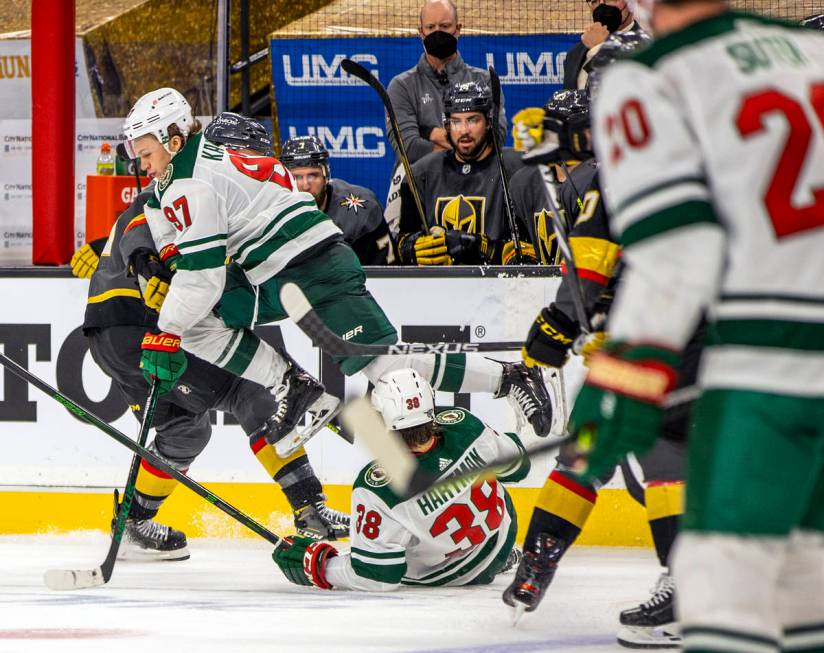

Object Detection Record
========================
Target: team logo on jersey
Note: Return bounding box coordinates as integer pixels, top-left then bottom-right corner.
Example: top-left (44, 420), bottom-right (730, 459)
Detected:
top-left (422, 92), bottom-right (433, 105)
top-left (364, 463), bottom-right (391, 488)
top-left (461, 164), bottom-right (471, 175)
top-left (436, 409), bottom-right (465, 425)
top-left (158, 163), bottom-right (174, 192)
top-left (340, 193), bottom-right (366, 213)
top-left (534, 210), bottom-right (560, 264)
top-left (176, 384), bottom-right (192, 395)
top-left (435, 195), bottom-right (485, 234)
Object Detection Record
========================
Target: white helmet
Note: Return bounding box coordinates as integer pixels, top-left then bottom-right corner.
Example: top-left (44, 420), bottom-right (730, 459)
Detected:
top-left (123, 87), bottom-right (194, 157)
top-left (371, 368), bottom-right (435, 431)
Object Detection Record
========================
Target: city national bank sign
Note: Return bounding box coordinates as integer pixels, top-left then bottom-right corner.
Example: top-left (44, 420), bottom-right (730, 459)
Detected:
top-left (270, 34), bottom-right (577, 199)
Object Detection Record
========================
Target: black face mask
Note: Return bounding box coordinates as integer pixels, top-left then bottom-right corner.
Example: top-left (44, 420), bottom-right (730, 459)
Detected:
top-left (592, 4), bottom-right (623, 32)
top-left (423, 30), bottom-right (458, 59)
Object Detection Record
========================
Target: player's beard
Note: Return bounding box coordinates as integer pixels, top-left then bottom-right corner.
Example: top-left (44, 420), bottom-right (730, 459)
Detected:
top-left (455, 132), bottom-right (490, 162)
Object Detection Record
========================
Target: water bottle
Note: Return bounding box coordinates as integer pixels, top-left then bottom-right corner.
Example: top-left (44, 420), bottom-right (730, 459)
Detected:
top-left (96, 143), bottom-right (115, 176)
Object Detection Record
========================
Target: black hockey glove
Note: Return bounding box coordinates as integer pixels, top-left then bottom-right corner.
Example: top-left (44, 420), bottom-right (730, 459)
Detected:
top-left (443, 230), bottom-right (493, 264)
top-left (128, 248), bottom-right (173, 312)
top-left (522, 304), bottom-right (580, 368)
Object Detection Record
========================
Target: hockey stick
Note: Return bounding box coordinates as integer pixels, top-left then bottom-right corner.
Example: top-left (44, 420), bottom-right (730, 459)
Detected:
top-left (116, 142), bottom-right (142, 193)
top-left (341, 397), bottom-right (575, 499)
top-left (0, 352), bottom-right (285, 552)
top-left (488, 66), bottom-right (525, 263)
top-left (44, 381), bottom-right (160, 590)
top-left (341, 58), bottom-right (429, 235)
top-left (280, 282), bottom-right (520, 356)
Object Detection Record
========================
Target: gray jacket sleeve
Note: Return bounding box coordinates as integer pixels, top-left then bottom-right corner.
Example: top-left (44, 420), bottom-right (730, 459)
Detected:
top-left (386, 76), bottom-right (437, 164)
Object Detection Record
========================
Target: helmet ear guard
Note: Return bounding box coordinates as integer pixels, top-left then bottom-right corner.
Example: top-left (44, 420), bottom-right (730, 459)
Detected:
top-left (123, 87), bottom-right (194, 158)
top-left (523, 89), bottom-right (592, 165)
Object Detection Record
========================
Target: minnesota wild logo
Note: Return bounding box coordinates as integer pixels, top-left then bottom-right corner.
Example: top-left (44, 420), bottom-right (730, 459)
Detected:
top-left (436, 409), bottom-right (465, 425)
top-left (365, 463), bottom-right (391, 488)
top-left (158, 163), bottom-right (174, 191)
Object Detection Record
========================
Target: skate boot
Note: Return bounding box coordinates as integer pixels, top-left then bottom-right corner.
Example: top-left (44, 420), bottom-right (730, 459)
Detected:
top-left (293, 495), bottom-right (350, 541)
top-left (617, 572), bottom-right (680, 649)
top-left (264, 366), bottom-right (339, 457)
top-left (496, 362), bottom-right (553, 437)
top-left (502, 534), bottom-right (566, 618)
top-left (112, 495), bottom-right (189, 561)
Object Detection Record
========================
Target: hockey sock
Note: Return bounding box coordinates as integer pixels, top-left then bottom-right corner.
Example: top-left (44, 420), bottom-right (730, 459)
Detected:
top-left (524, 469), bottom-right (598, 552)
top-left (130, 459), bottom-right (186, 521)
top-left (361, 354), bottom-right (502, 394)
top-left (249, 432), bottom-right (322, 510)
top-left (645, 481), bottom-right (684, 567)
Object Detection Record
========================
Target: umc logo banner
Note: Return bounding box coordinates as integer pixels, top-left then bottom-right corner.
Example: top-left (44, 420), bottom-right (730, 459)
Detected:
top-left (269, 33), bottom-right (577, 201)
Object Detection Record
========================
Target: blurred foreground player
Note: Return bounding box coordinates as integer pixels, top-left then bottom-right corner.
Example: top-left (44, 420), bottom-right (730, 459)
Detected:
top-left (569, 2), bottom-right (824, 652)
top-left (273, 368), bottom-right (529, 590)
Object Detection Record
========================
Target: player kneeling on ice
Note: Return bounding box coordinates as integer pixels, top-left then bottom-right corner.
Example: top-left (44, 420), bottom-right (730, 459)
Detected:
top-left (273, 368), bottom-right (529, 590)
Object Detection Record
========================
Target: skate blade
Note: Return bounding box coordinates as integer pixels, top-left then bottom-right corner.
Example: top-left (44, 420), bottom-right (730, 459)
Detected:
top-left (116, 545), bottom-right (191, 562)
top-left (543, 368), bottom-right (568, 437)
top-left (616, 624), bottom-right (681, 649)
top-left (275, 393), bottom-right (341, 457)
top-left (511, 603), bottom-right (526, 627)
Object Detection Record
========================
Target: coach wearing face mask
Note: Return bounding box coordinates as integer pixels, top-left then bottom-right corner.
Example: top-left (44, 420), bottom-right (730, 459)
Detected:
top-left (563, 0), bottom-right (641, 90)
top-left (386, 0), bottom-right (507, 165)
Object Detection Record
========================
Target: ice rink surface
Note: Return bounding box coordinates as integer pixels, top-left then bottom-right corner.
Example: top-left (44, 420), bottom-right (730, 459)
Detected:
top-left (0, 534), bottom-right (660, 653)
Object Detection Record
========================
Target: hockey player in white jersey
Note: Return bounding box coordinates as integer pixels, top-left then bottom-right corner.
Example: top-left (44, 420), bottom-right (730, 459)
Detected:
top-left (567, 2), bottom-right (824, 652)
top-left (272, 368), bottom-right (529, 591)
top-left (123, 88), bottom-right (554, 443)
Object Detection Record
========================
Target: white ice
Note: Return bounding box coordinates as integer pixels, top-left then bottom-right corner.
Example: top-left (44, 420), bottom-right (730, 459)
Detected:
top-left (0, 534), bottom-right (660, 653)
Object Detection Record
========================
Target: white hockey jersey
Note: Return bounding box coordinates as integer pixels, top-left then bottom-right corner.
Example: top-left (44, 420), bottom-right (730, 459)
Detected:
top-left (143, 133), bottom-right (342, 336)
top-left (325, 408), bottom-right (529, 591)
top-left (593, 12), bottom-right (824, 397)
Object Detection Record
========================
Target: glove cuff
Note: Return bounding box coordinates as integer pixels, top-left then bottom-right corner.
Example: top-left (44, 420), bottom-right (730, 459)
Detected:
top-left (141, 331), bottom-right (182, 352)
top-left (303, 541), bottom-right (338, 590)
top-left (586, 344), bottom-right (679, 405)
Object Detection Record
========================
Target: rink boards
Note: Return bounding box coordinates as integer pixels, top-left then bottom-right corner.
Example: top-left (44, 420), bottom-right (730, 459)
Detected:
top-left (0, 267), bottom-right (651, 547)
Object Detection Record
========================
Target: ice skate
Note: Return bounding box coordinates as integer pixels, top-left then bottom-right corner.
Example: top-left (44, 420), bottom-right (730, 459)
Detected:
top-left (294, 495), bottom-right (350, 541)
top-left (502, 534), bottom-right (566, 614)
top-left (617, 572), bottom-right (680, 649)
top-left (496, 362), bottom-right (554, 437)
top-left (112, 494), bottom-right (189, 561)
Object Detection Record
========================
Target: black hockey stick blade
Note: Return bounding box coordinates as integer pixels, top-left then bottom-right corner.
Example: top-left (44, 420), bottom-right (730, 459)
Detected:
top-left (44, 382), bottom-right (161, 591)
top-left (0, 352), bottom-right (284, 549)
top-left (341, 58), bottom-right (429, 235)
top-left (341, 396), bottom-right (576, 500)
top-left (487, 65), bottom-right (524, 262)
top-left (280, 282), bottom-right (520, 355)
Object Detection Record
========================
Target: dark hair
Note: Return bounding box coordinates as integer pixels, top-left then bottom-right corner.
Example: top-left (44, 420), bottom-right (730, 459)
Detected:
top-left (398, 421), bottom-right (442, 449)
top-left (168, 119), bottom-right (202, 145)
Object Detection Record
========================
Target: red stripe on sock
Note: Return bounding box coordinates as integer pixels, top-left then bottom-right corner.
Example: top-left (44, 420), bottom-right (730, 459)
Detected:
top-left (139, 459), bottom-right (186, 480)
top-left (250, 435), bottom-right (268, 454)
top-left (549, 470), bottom-right (597, 503)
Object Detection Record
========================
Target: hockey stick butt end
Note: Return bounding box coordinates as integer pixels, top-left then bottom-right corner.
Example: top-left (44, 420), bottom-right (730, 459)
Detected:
top-left (280, 282), bottom-right (311, 322)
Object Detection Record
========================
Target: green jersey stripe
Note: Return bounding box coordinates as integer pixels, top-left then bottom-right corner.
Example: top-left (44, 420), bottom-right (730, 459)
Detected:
top-left (234, 200), bottom-right (316, 262)
top-left (709, 319), bottom-right (824, 352)
top-left (620, 200), bottom-right (719, 248)
top-left (242, 211), bottom-right (332, 271)
top-left (178, 233), bottom-right (228, 251)
top-left (351, 558), bottom-right (406, 584)
top-left (404, 531), bottom-right (500, 586)
top-left (351, 547), bottom-right (405, 560)
top-left (222, 329), bottom-right (260, 376)
top-left (613, 175), bottom-right (706, 217)
top-left (439, 353), bottom-right (466, 393)
top-left (721, 293), bottom-right (824, 306)
top-left (175, 247), bottom-right (227, 272)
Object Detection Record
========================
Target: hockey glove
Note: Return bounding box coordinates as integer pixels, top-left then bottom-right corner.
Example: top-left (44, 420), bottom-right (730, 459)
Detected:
top-left (139, 331), bottom-right (188, 394)
top-left (501, 241), bottom-right (539, 265)
top-left (399, 231), bottom-right (452, 266)
top-left (70, 238), bottom-right (106, 279)
top-left (443, 230), bottom-right (494, 264)
top-left (568, 343), bottom-right (679, 481)
top-left (272, 535), bottom-right (338, 589)
top-left (128, 248), bottom-right (172, 312)
top-left (522, 305), bottom-right (579, 368)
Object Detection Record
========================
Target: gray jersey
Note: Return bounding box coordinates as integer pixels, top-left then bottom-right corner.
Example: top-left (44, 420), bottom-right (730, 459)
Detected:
top-left (387, 53), bottom-right (507, 164)
top-left (324, 178), bottom-right (395, 265)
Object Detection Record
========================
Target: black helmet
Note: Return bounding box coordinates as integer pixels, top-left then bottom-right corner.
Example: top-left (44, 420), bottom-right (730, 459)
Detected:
top-left (443, 81), bottom-right (494, 120)
top-left (801, 14), bottom-right (824, 30)
top-left (204, 111), bottom-right (273, 155)
top-left (522, 89), bottom-right (592, 165)
top-left (280, 135), bottom-right (330, 178)
top-left (586, 31), bottom-right (652, 100)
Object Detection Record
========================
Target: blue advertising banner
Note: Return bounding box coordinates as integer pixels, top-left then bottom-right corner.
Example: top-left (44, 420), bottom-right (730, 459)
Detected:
top-left (270, 34), bottom-right (578, 203)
